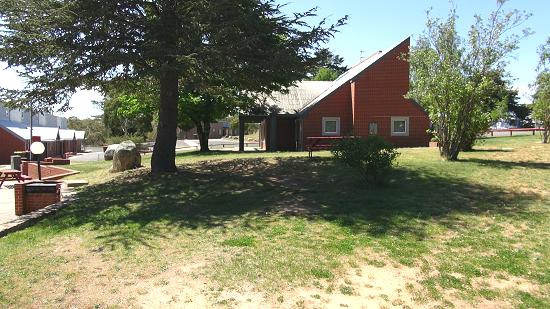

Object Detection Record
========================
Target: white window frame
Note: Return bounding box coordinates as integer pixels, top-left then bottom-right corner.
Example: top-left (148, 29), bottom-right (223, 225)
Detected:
top-left (369, 122), bottom-right (378, 135)
top-left (322, 117), bottom-right (341, 136)
top-left (391, 116), bottom-right (409, 136)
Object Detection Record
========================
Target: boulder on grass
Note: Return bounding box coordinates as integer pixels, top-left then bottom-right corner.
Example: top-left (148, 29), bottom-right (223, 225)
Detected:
top-left (109, 141), bottom-right (142, 173)
top-left (104, 144), bottom-right (119, 161)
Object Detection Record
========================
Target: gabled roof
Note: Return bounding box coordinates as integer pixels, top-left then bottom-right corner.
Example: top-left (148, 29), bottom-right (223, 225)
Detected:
top-left (262, 81), bottom-right (333, 113)
top-left (0, 119), bottom-right (85, 141)
top-left (263, 37), bottom-right (410, 115)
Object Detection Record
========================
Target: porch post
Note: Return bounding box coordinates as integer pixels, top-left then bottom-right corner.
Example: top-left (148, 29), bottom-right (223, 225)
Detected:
top-left (238, 114), bottom-right (245, 152)
top-left (269, 113), bottom-right (277, 152)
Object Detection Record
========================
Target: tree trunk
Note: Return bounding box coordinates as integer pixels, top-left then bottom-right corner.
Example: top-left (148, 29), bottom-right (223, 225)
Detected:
top-left (543, 129), bottom-right (549, 144)
top-left (197, 122), bottom-right (210, 152)
top-left (151, 71), bottom-right (178, 173)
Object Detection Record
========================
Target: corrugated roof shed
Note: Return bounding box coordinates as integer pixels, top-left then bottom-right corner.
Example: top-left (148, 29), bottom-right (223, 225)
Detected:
top-left (0, 119), bottom-right (85, 141)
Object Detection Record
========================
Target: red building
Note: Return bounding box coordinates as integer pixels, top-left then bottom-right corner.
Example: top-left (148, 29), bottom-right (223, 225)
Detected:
top-left (238, 37), bottom-right (430, 151)
top-left (0, 120), bottom-right (85, 164)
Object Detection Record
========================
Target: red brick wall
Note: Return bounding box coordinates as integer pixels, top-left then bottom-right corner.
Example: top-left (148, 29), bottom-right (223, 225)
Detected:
top-left (14, 181), bottom-right (61, 216)
top-left (21, 161), bottom-right (79, 180)
top-left (352, 38), bottom-right (430, 147)
top-left (0, 128), bottom-right (26, 164)
top-left (301, 38), bottom-right (430, 148)
top-left (302, 82), bottom-right (353, 140)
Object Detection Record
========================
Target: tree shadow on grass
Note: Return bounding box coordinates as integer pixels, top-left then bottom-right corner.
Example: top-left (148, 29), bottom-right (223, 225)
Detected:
top-left (460, 158), bottom-right (550, 170)
top-left (43, 156), bottom-right (542, 250)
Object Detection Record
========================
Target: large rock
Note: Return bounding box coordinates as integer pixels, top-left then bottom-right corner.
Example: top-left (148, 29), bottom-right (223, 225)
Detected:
top-left (104, 144), bottom-right (119, 161)
top-left (110, 141), bottom-right (142, 173)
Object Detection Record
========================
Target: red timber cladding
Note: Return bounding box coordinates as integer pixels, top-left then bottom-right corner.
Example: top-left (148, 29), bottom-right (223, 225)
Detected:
top-left (0, 127), bottom-right (26, 164)
top-left (352, 38), bottom-right (430, 147)
top-left (302, 82), bottom-right (353, 140)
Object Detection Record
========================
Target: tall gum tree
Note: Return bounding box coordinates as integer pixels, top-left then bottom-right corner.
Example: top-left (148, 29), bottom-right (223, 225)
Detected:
top-left (0, 0), bottom-right (346, 172)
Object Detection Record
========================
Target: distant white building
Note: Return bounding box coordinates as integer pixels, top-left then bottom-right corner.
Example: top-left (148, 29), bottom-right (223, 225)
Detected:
top-left (0, 105), bottom-right (68, 129)
top-left (0, 104), bottom-right (84, 163)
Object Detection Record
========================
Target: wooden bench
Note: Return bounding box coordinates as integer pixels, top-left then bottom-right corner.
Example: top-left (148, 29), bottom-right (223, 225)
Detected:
top-left (306, 136), bottom-right (350, 158)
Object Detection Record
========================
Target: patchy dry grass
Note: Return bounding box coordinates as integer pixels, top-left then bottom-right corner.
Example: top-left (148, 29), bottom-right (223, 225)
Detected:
top-left (0, 135), bottom-right (548, 308)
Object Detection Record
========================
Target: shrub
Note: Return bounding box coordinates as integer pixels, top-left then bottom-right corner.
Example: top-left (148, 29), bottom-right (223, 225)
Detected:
top-left (331, 136), bottom-right (400, 184)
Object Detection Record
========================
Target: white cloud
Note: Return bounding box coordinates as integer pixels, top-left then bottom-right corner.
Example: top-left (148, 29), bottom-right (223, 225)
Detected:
top-left (58, 90), bottom-right (104, 119)
top-left (515, 83), bottom-right (533, 105)
top-left (2, 64), bottom-right (103, 119)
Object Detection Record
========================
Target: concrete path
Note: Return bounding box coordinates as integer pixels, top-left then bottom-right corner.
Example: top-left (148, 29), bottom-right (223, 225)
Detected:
top-left (0, 181), bottom-right (17, 226)
top-left (0, 181), bottom-right (75, 237)
top-left (70, 151), bottom-right (105, 162)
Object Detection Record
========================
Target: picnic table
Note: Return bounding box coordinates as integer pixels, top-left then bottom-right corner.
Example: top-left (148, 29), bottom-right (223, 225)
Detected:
top-left (306, 136), bottom-right (350, 158)
top-left (0, 169), bottom-right (26, 188)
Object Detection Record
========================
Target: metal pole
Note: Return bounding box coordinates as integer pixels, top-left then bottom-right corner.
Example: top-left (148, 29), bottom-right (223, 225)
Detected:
top-left (29, 103), bottom-right (33, 160)
top-left (37, 155), bottom-right (42, 180)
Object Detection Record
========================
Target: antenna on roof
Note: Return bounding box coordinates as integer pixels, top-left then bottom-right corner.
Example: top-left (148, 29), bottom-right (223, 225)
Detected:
top-left (359, 51), bottom-right (366, 61)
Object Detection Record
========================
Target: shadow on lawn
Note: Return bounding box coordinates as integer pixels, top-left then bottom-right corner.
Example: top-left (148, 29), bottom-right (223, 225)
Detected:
top-left (461, 158), bottom-right (550, 170)
top-left (48, 157), bottom-right (541, 249)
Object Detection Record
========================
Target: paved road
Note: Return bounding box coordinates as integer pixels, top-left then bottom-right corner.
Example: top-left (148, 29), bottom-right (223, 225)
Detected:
top-left (70, 152), bottom-right (105, 162)
top-left (72, 138), bottom-right (260, 162)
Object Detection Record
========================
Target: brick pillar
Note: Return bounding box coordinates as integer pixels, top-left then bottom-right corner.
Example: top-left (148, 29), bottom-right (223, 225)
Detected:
top-left (14, 183), bottom-right (25, 216)
top-left (21, 161), bottom-right (29, 176)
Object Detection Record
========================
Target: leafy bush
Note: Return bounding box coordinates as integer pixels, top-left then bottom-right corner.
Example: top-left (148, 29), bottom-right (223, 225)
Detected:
top-left (331, 136), bottom-right (400, 184)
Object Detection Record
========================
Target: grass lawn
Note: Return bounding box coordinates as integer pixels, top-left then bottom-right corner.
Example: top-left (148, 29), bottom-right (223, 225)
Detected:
top-left (0, 135), bottom-right (548, 308)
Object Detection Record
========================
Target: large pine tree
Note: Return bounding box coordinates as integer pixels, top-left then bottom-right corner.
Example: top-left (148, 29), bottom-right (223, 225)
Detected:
top-left (0, 0), bottom-right (346, 172)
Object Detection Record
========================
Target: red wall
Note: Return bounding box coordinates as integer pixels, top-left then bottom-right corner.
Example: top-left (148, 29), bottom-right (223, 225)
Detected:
top-left (0, 128), bottom-right (26, 164)
top-left (302, 38), bottom-right (430, 147)
top-left (352, 38), bottom-right (429, 147)
top-left (302, 82), bottom-right (353, 140)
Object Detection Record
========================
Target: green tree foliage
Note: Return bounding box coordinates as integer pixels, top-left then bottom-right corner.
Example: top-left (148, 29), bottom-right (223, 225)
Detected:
top-left (462, 71), bottom-right (523, 151)
top-left (178, 87), bottom-right (251, 152)
top-left (0, 1), bottom-right (347, 173)
top-left (532, 38), bottom-right (550, 143)
top-left (407, 1), bottom-right (531, 160)
top-left (100, 85), bottom-right (156, 140)
top-left (67, 116), bottom-right (108, 146)
top-left (532, 72), bottom-right (550, 143)
top-left (310, 49), bottom-right (348, 81)
top-left (312, 67), bottom-right (340, 81)
top-left (331, 136), bottom-right (400, 185)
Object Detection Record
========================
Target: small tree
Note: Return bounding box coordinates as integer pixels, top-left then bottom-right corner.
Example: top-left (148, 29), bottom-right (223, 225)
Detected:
top-left (532, 72), bottom-right (550, 143)
top-left (531, 37), bottom-right (550, 143)
top-left (331, 136), bottom-right (400, 185)
top-left (407, 1), bottom-right (531, 160)
top-left (178, 87), bottom-right (250, 152)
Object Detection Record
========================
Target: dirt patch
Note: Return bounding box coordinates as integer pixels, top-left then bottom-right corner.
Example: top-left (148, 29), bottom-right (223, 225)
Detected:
top-left (472, 274), bottom-right (540, 294)
top-left (501, 222), bottom-right (529, 239)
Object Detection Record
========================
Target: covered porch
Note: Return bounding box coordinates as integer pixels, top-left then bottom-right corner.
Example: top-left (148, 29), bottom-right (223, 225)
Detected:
top-left (238, 113), bottom-right (301, 152)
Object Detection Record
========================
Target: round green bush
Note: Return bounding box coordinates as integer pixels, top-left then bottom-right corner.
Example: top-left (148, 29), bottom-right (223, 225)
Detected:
top-left (331, 136), bottom-right (400, 184)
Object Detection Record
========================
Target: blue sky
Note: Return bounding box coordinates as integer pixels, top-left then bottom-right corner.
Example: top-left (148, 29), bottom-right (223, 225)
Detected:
top-left (0, 0), bottom-right (548, 118)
